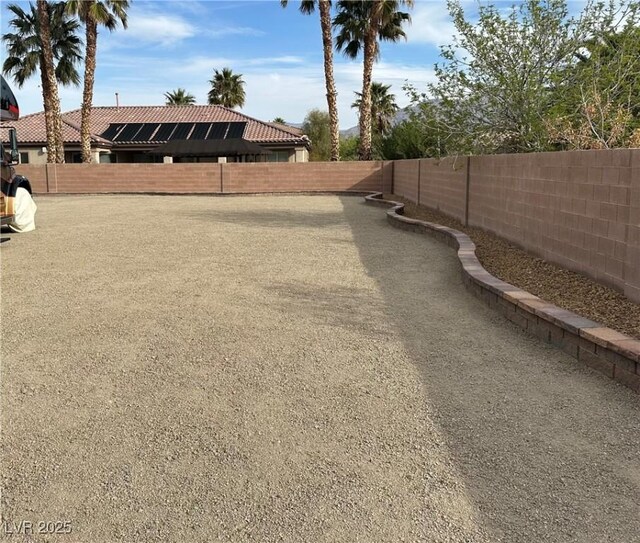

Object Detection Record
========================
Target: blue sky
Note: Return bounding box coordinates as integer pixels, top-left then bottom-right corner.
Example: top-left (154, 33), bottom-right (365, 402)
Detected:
top-left (2, 0), bottom-right (587, 128)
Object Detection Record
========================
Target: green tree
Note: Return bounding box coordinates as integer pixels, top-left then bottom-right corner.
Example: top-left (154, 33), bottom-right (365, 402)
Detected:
top-left (428, 0), bottom-right (597, 155)
top-left (402, 83), bottom-right (454, 157)
top-left (164, 88), bottom-right (196, 106)
top-left (281, 1), bottom-right (340, 161)
top-left (3, 1), bottom-right (82, 163)
top-left (65, 0), bottom-right (129, 163)
top-left (272, 117), bottom-right (286, 124)
top-left (379, 120), bottom-right (421, 159)
top-left (547, 5), bottom-right (640, 149)
top-left (208, 67), bottom-right (246, 109)
top-left (302, 108), bottom-right (331, 161)
top-left (352, 81), bottom-right (398, 136)
top-left (339, 135), bottom-right (360, 161)
top-left (333, 0), bottom-right (412, 161)
top-left (379, 113), bottom-right (446, 159)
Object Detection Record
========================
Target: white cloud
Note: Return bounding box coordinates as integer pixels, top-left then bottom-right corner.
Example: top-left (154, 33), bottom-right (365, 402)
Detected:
top-left (207, 26), bottom-right (266, 38)
top-left (170, 56), bottom-right (238, 75)
top-left (137, 63), bottom-right (425, 127)
top-left (331, 60), bottom-right (436, 127)
top-left (112, 4), bottom-right (264, 46)
top-left (164, 55), bottom-right (305, 76)
top-left (124, 12), bottom-right (197, 46)
top-left (13, 53), bottom-right (435, 129)
top-left (246, 56), bottom-right (304, 65)
top-left (242, 71), bottom-right (326, 123)
top-left (404, 1), bottom-right (459, 48)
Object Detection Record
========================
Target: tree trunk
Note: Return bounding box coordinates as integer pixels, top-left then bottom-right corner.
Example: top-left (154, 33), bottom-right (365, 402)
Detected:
top-left (80, 15), bottom-right (98, 163)
top-left (358, 27), bottom-right (377, 161)
top-left (53, 91), bottom-right (65, 163)
top-left (37, 0), bottom-right (64, 163)
top-left (319, 0), bottom-right (340, 161)
top-left (39, 54), bottom-right (55, 162)
top-left (358, 0), bottom-right (384, 161)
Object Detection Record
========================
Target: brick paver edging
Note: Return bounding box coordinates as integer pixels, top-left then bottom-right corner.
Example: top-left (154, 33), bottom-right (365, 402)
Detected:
top-left (364, 192), bottom-right (640, 393)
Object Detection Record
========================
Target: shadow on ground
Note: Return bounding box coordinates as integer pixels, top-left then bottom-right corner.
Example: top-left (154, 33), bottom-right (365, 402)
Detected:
top-left (189, 208), bottom-right (347, 230)
top-left (266, 281), bottom-right (395, 339)
top-left (339, 196), bottom-right (640, 543)
top-left (1, 225), bottom-right (12, 243)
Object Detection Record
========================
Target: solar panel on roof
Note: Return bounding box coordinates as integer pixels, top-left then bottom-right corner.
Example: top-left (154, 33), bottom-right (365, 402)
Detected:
top-left (226, 122), bottom-right (246, 139)
top-left (207, 122), bottom-right (229, 140)
top-left (133, 123), bottom-right (159, 142)
top-left (189, 123), bottom-right (211, 140)
top-left (101, 123), bottom-right (125, 141)
top-left (113, 123), bottom-right (144, 142)
top-left (169, 123), bottom-right (194, 140)
top-left (154, 123), bottom-right (177, 141)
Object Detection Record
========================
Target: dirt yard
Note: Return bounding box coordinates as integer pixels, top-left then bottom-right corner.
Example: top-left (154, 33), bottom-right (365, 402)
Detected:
top-left (1, 195), bottom-right (639, 543)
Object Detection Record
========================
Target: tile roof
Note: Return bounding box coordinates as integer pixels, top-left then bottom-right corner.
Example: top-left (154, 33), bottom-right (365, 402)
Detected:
top-left (1, 105), bottom-right (308, 147)
top-left (267, 122), bottom-right (304, 136)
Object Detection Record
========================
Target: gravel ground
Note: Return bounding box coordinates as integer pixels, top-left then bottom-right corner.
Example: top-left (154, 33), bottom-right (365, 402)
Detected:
top-left (386, 195), bottom-right (640, 339)
top-left (1, 194), bottom-right (639, 543)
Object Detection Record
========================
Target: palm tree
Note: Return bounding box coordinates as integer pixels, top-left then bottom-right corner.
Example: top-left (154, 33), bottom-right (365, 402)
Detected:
top-left (36, 0), bottom-right (63, 163)
top-left (281, 0), bottom-right (340, 160)
top-left (208, 67), bottom-right (246, 109)
top-left (3, 2), bottom-right (82, 162)
top-left (65, 0), bottom-right (129, 163)
top-left (164, 88), bottom-right (196, 106)
top-left (272, 117), bottom-right (286, 124)
top-left (352, 81), bottom-right (398, 135)
top-left (334, 0), bottom-right (412, 160)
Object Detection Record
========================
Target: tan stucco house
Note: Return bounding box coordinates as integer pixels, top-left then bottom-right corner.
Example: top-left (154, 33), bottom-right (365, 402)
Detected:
top-left (7, 105), bottom-right (310, 164)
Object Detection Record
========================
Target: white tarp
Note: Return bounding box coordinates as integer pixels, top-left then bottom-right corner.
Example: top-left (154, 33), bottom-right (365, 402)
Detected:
top-left (8, 187), bottom-right (36, 232)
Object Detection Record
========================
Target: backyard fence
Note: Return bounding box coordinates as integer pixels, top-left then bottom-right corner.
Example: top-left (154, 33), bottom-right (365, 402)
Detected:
top-left (394, 150), bottom-right (640, 303)
top-left (16, 161), bottom-right (393, 196)
top-left (15, 149), bottom-right (640, 302)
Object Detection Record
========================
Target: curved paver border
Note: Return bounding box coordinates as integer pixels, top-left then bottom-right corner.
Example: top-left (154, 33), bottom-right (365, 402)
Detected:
top-left (364, 192), bottom-right (640, 393)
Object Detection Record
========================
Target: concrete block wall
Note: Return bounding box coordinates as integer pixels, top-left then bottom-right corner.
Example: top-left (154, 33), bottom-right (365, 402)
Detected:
top-left (392, 149), bottom-right (640, 303)
top-left (17, 163), bottom-right (222, 193)
top-left (16, 161), bottom-right (387, 195)
top-left (15, 164), bottom-right (48, 193)
top-left (627, 152), bottom-right (640, 302)
top-left (393, 158), bottom-right (467, 222)
top-left (393, 160), bottom-right (420, 202)
top-left (222, 161), bottom-right (386, 193)
top-left (470, 150), bottom-right (634, 292)
top-left (418, 157), bottom-right (467, 223)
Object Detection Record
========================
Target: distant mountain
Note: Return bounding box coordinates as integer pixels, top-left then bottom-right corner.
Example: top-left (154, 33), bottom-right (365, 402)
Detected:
top-left (339, 105), bottom-right (418, 138)
top-left (340, 125), bottom-right (359, 138)
top-left (286, 105), bottom-right (419, 138)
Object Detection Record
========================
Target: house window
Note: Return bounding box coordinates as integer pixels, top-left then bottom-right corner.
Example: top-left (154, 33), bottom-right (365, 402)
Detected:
top-left (99, 153), bottom-right (115, 163)
top-left (268, 151), bottom-right (290, 163)
top-left (132, 153), bottom-right (163, 163)
top-left (19, 152), bottom-right (29, 164)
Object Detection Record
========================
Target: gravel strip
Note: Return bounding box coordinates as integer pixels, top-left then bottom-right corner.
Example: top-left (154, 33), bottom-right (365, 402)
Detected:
top-left (1, 195), bottom-right (639, 543)
top-left (386, 194), bottom-right (640, 339)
